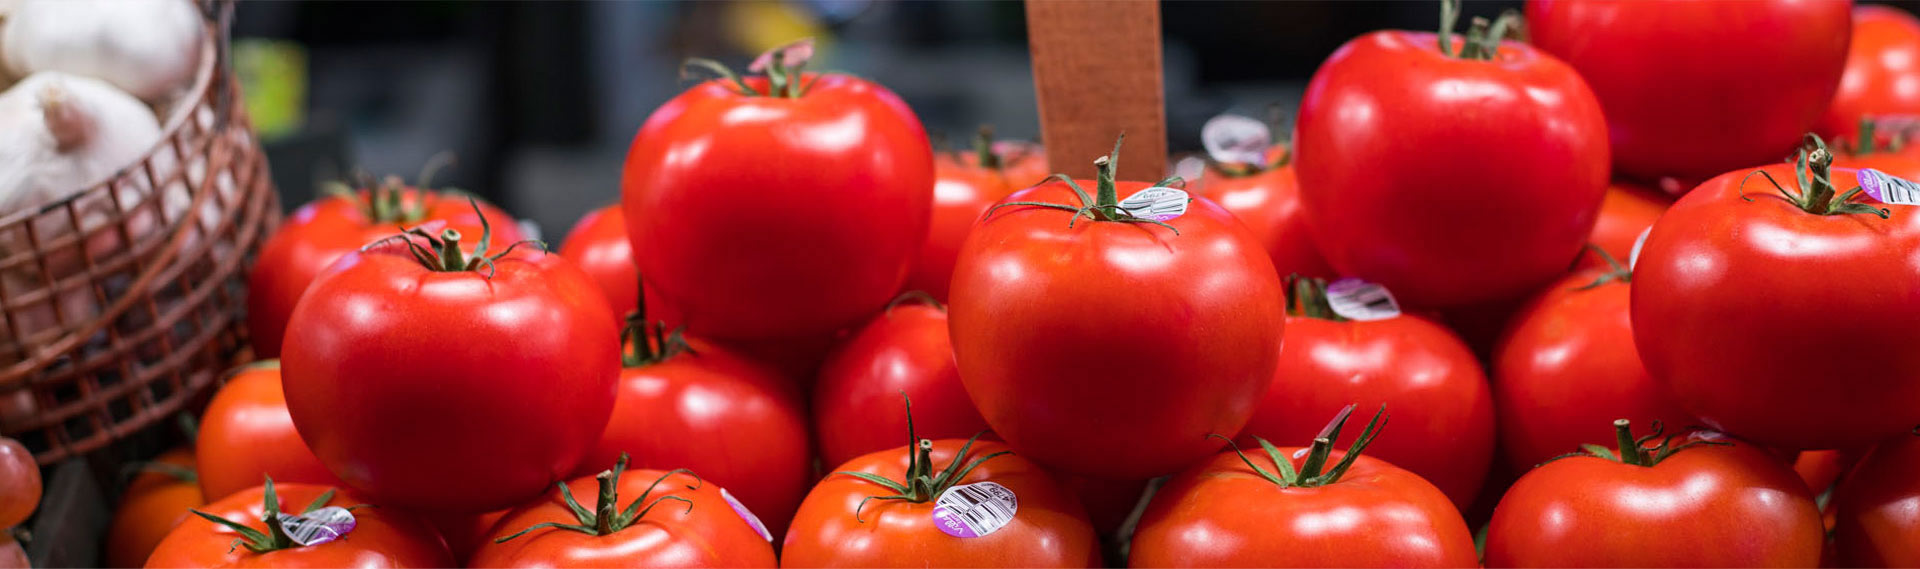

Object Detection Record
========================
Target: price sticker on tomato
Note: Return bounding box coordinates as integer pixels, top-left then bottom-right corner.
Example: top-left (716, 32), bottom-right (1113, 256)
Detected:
top-left (1201, 114), bottom-right (1272, 166)
top-left (281, 506), bottom-right (356, 547)
top-left (931, 481), bottom-right (1019, 538)
top-left (1856, 168), bottom-right (1920, 205)
top-left (720, 487), bottom-right (773, 542)
top-left (1325, 278), bottom-right (1401, 321)
top-left (1630, 227), bottom-right (1651, 271)
top-left (1118, 187), bottom-right (1190, 222)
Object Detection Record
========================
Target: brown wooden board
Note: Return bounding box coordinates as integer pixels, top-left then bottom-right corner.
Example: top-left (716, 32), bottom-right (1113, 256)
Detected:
top-left (1025, 0), bottom-right (1168, 182)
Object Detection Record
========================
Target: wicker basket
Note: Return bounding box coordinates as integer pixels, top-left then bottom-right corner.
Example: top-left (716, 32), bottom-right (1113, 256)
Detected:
top-left (0, 1), bottom-right (279, 466)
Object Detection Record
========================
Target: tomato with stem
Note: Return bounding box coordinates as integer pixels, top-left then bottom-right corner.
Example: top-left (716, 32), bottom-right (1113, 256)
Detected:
top-left (815, 293), bottom-right (986, 468)
top-left (1195, 127), bottom-right (1334, 281)
top-left (106, 448), bottom-right (203, 568)
top-left (197, 360), bottom-right (342, 502)
top-left (145, 478), bottom-right (453, 568)
top-left (904, 128), bottom-right (1036, 301)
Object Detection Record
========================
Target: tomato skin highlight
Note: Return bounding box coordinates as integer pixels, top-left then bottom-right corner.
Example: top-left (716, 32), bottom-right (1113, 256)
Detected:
top-left (1195, 157), bottom-right (1334, 281)
top-left (781, 439), bottom-right (1098, 568)
top-left (144, 483), bottom-right (454, 568)
top-left (1834, 432), bottom-right (1920, 567)
top-left (950, 178), bottom-right (1285, 479)
top-left (282, 242), bottom-right (620, 513)
top-left (197, 361), bottom-right (343, 503)
top-left (1484, 435), bottom-right (1824, 567)
top-left (469, 469), bottom-right (778, 569)
top-left (1631, 161), bottom-right (1920, 450)
top-left (1527, 0), bottom-right (1850, 182)
top-left (815, 302), bottom-right (987, 469)
top-left (1294, 30), bottom-right (1609, 308)
top-left (559, 204), bottom-right (677, 328)
top-left (622, 75), bottom-right (934, 342)
top-left (107, 448), bottom-right (203, 568)
top-left (1240, 313), bottom-right (1494, 509)
top-left (1130, 449), bottom-right (1479, 568)
top-left (1820, 5), bottom-right (1920, 139)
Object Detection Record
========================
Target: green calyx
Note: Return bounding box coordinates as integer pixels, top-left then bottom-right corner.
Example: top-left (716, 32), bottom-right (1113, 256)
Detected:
top-left (496, 454), bottom-right (701, 543)
top-left (364, 197), bottom-right (547, 277)
top-left (621, 280), bottom-right (692, 368)
top-left (1285, 275), bottom-right (1347, 322)
top-left (1577, 244), bottom-right (1632, 290)
top-left (1437, 0), bottom-right (1523, 61)
top-left (1547, 419), bottom-right (1728, 468)
top-left (973, 125), bottom-right (1003, 171)
top-left (981, 135), bottom-right (1188, 235)
top-left (1213, 404), bottom-right (1388, 490)
top-left (835, 394), bottom-right (1007, 522)
top-left (322, 155), bottom-right (461, 225)
top-left (187, 477), bottom-right (354, 554)
top-left (1740, 134), bottom-right (1891, 218)
top-left (1843, 117), bottom-right (1911, 157)
top-left (682, 38), bottom-right (818, 99)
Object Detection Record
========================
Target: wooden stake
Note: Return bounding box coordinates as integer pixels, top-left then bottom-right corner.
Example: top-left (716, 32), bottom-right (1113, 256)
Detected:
top-left (1025, 0), bottom-right (1168, 182)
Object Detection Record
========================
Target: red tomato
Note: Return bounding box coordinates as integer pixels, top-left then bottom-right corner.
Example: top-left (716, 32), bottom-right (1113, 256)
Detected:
top-left (1834, 431), bottom-right (1920, 567)
top-left (622, 49), bottom-right (933, 342)
top-left (1484, 424), bottom-right (1824, 566)
top-left (1794, 448), bottom-right (1868, 497)
top-left (1575, 183), bottom-right (1670, 271)
top-left (580, 317), bottom-right (812, 538)
top-left (950, 147), bottom-right (1285, 479)
top-left (1528, 0), bottom-right (1850, 182)
top-left (782, 435), bottom-right (1098, 567)
top-left (471, 456), bottom-right (778, 568)
top-left (1295, 10), bottom-right (1609, 308)
top-left (903, 131), bottom-right (1036, 301)
top-left (0, 535), bottom-right (21, 569)
top-left (107, 448), bottom-right (203, 568)
top-left (1132, 407), bottom-right (1479, 568)
top-left (1196, 145), bottom-right (1335, 280)
top-left (1833, 132), bottom-right (1920, 181)
top-left (558, 204), bottom-right (677, 328)
top-left (247, 180), bottom-right (522, 358)
top-left (0, 436), bottom-right (36, 529)
top-left (421, 509), bottom-right (506, 567)
top-left (1494, 266), bottom-right (1695, 474)
top-left (970, 140), bottom-right (1051, 190)
top-left (1821, 6), bottom-right (1920, 139)
top-left (1633, 142), bottom-right (1920, 450)
top-left (815, 296), bottom-right (987, 468)
top-left (1240, 277), bottom-right (1493, 509)
top-left (145, 480), bottom-right (453, 568)
top-left (1049, 471), bottom-right (1146, 537)
top-left (197, 360), bottom-right (342, 502)
top-left (282, 226), bottom-right (619, 513)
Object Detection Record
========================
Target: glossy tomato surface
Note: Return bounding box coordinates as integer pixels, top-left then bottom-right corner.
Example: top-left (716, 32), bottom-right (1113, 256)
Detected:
top-left (1131, 449), bottom-right (1478, 568)
top-left (950, 178), bottom-right (1285, 479)
top-left (247, 190), bottom-right (521, 358)
top-left (1196, 154), bottom-right (1334, 280)
top-left (1485, 435), bottom-right (1823, 567)
top-left (282, 239), bottom-right (619, 512)
top-left (623, 74), bottom-right (933, 342)
top-left (1528, 0), bottom-right (1850, 181)
top-left (1632, 161), bottom-right (1920, 449)
top-left (145, 483), bottom-right (453, 568)
top-left (1821, 6), bottom-right (1920, 139)
top-left (197, 360), bottom-right (342, 502)
top-left (559, 204), bottom-right (676, 327)
top-left (782, 439), bottom-right (1098, 568)
top-left (1576, 183), bottom-right (1670, 271)
top-left (1240, 314), bottom-right (1493, 509)
top-left (107, 448), bottom-right (202, 568)
top-left (1494, 270), bottom-right (1694, 473)
top-left (904, 154), bottom-right (1015, 301)
top-left (0, 436), bottom-right (37, 529)
top-left (1294, 30), bottom-right (1609, 308)
top-left (815, 301), bottom-right (987, 468)
top-left (470, 469), bottom-right (778, 568)
top-left (1834, 432), bottom-right (1920, 567)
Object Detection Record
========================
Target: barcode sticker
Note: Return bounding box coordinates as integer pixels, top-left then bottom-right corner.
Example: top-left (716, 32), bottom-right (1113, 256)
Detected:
top-left (931, 481), bottom-right (1018, 538)
top-left (281, 506), bottom-right (356, 547)
top-left (1201, 114), bottom-right (1273, 166)
top-left (1325, 278), bottom-right (1401, 321)
top-left (720, 487), bottom-right (773, 542)
top-left (1119, 187), bottom-right (1190, 222)
top-left (1856, 168), bottom-right (1920, 205)
top-left (1629, 227), bottom-right (1651, 271)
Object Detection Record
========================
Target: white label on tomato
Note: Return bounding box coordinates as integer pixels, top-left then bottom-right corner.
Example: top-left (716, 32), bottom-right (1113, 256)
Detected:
top-left (281, 506), bottom-right (357, 547)
top-left (1119, 187), bottom-right (1189, 222)
top-left (1201, 114), bottom-right (1272, 166)
top-left (720, 487), bottom-right (772, 542)
top-left (1856, 168), bottom-right (1920, 205)
top-left (1629, 227), bottom-right (1652, 271)
top-left (1325, 278), bottom-right (1401, 321)
top-left (931, 482), bottom-right (1018, 538)
top-left (1172, 155), bottom-right (1208, 184)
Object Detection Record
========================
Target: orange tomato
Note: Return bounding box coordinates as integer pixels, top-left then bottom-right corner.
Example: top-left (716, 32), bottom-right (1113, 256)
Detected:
top-left (106, 448), bottom-right (203, 568)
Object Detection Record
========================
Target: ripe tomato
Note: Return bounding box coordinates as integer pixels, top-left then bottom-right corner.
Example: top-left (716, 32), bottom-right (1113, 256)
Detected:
top-left (782, 433), bottom-right (1098, 567)
top-left (1820, 6), bottom-right (1920, 139)
top-left (1834, 430), bottom-right (1920, 567)
top-left (1132, 407), bottom-right (1479, 568)
top-left (197, 360), bottom-right (342, 502)
top-left (967, 139), bottom-right (1051, 190)
top-left (0, 436), bottom-right (37, 529)
top-left (1294, 6), bottom-right (1609, 308)
top-left (1049, 471), bottom-right (1146, 537)
top-left (579, 316), bottom-right (811, 538)
top-left (1794, 448), bottom-right (1868, 497)
top-left (903, 130), bottom-right (1037, 301)
top-left (470, 456), bottom-right (777, 568)
top-left (815, 295), bottom-right (986, 468)
top-left (1633, 141), bottom-right (1920, 450)
top-left (146, 479), bottom-right (452, 568)
top-left (950, 144), bottom-right (1285, 479)
top-left (1484, 423), bottom-right (1824, 566)
top-left (1494, 264), bottom-right (1695, 474)
top-left (1575, 183), bottom-right (1669, 271)
top-left (247, 178), bottom-right (522, 358)
top-left (1832, 127), bottom-right (1920, 181)
top-left (283, 223), bottom-right (619, 513)
top-left (558, 204), bottom-right (677, 328)
top-left (1528, 0), bottom-right (1849, 182)
top-left (0, 534), bottom-right (21, 569)
top-left (1196, 143), bottom-right (1334, 280)
top-left (106, 448), bottom-right (203, 568)
top-left (421, 509), bottom-right (507, 566)
top-left (1240, 277), bottom-right (1493, 509)
top-left (622, 45), bottom-right (933, 342)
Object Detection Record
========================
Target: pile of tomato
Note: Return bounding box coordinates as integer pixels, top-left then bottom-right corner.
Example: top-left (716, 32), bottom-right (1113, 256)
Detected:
top-left (8, 0), bottom-right (1920, 567)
